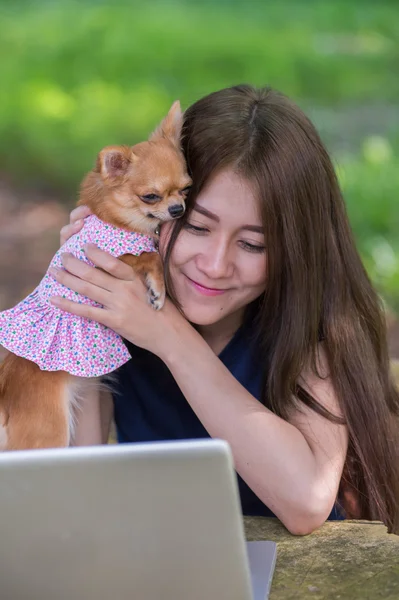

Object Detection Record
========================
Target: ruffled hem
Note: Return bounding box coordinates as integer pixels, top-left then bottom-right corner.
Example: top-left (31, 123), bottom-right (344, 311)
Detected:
top-left (0, 292), bottom-right (130, 377)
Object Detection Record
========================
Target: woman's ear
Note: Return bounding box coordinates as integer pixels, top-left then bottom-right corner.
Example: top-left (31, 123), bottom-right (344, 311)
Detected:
top-left (149, 100), bottom-right (183, 147)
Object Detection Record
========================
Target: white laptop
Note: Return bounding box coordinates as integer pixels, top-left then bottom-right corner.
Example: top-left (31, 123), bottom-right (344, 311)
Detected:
top-left (0, 439), bottom-right (277, 599)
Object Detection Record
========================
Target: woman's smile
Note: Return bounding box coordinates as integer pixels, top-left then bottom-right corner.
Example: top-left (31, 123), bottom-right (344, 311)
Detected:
top-left (183, 274), bottom-right (229, 296)
top-left (160, 169), bottom-right (267, 328)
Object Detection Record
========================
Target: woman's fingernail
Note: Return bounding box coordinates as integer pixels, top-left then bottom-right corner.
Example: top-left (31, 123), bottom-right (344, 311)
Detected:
top-left (75, 219), bottom-right (83, 227)
top-left (49, 266), bottom-right (60, 277)
top-left (49, 296), bottom-right (61, 306)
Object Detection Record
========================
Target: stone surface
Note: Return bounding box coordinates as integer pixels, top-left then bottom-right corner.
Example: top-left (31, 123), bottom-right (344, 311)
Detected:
top-left (245, 517), bottom-right (399, 599)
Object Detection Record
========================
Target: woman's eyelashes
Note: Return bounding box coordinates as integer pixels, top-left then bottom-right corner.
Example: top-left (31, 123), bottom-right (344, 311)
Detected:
top-left (184, 222), bottom-right (208, 234)
top-left (184, 222), bottom-right (265, 253)
top-left (239, 241), bottom-right (265, 253)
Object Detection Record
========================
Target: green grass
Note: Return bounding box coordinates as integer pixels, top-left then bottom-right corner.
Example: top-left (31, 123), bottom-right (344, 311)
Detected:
top-left (0, 0), bottom-right (398, 309)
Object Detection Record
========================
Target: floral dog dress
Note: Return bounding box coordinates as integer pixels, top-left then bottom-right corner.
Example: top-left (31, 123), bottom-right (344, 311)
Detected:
top-left (0, 215), bottom-right (156, 377)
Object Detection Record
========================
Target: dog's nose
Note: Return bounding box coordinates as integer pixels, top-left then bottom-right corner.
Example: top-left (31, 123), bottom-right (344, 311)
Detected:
top-left (168, 204), bottom-right (185, 219)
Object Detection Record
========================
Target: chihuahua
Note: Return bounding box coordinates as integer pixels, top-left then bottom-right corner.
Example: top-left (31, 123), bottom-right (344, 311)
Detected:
top-left (0, 101), bottom-right (191, 450)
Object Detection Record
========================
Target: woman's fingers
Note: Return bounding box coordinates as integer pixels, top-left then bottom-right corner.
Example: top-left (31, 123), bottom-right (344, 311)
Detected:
top-left (49, 295), bottom-right (111, 326)
top-left (48, 247), bottom-right (151, 336)
top-left (60, 221), bottom-right (84, 247)
top-left (54, 248), bottom-right (142, 294)
top-left (60, 205), bottom-right (92, 246)
top-left (49, 262), bottom-right (112, 306)
top-left (83, 244), bottom-right (138, 282)
top-left (69, 205), bottom-right (92, 225)
top-left (49, 251), bottom-right (145, 335)
top-left (61, 251), bottom-right (121, 291)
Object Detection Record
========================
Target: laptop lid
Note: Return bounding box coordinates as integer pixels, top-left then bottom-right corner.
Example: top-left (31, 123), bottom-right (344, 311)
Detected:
top-left (0, 439), bottom-right (274, 600)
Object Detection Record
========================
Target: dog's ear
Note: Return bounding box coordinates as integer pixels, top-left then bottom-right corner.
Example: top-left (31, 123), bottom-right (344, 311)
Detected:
top-left (149, 100), bottom-right (183, 147)
top-left (96, 146), bottom-right (135, 180)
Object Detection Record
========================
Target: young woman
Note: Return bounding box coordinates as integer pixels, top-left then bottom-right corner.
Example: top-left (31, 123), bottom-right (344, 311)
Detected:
top-left (52, 85), bottom-right (399, 535)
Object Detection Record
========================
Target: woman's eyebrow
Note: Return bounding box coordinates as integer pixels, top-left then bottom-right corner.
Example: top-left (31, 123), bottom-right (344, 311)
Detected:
top-left (242, 224), bottom-right (264, 233)
top-left (193, 204), bottom-right (219, 221)
top-left (193, 203), bottom-right (264, 234)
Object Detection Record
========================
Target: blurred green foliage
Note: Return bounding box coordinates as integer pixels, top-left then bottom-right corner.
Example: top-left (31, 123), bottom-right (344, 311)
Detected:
top-left (0, 0), bottom-right (398, 310)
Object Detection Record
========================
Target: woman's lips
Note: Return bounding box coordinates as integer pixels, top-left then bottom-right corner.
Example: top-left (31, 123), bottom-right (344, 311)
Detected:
top-left (185, 275), bottom-right (228, 297)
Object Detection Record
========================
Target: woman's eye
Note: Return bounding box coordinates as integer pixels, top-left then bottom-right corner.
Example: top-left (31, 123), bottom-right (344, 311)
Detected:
top-left (184, 223), bottom-right (208, 234)
top-left (140, 194), bottom-right (160, 203)
top-left (239, 241), bottom-right (265, 253)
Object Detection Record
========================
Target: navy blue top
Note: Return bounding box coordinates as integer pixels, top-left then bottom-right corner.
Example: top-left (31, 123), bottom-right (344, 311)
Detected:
top-left (112, 315), bottom-right (344, 520)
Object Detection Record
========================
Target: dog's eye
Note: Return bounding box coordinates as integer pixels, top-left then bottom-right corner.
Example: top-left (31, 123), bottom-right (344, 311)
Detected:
top-left (140, 194), bottom-right (160, 204)
top-left (179, 186), bottom-right (192, 196)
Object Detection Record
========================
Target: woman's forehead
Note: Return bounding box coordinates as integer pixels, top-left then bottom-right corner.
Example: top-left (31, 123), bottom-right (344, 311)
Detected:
top-left (196, 168), bottom-right (261, 224)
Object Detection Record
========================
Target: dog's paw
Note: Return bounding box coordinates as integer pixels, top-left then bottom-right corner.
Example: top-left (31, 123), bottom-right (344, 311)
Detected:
top-left (147, 286), bottom-right (165, 311)
top-left (145, 274), bottom-right (166, 311)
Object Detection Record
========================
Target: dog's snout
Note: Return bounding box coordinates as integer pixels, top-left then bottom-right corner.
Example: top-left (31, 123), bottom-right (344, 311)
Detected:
top-left (168, 204), bottom-right (185, 219)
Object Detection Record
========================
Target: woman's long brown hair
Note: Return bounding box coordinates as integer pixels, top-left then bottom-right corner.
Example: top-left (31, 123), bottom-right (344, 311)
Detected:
top-left (163, 85), bottom-right (399, 533)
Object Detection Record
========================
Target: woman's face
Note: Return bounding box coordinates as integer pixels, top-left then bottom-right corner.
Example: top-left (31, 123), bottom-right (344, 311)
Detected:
top-left (159, 168), bottom-right (267, 328)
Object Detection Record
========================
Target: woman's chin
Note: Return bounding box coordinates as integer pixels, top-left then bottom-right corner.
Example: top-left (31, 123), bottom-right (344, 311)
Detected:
top-left (178, 298), bottom-right (243, 329)
top-left (181, 306), bottom-right (222, 327)
top-left (176, 300), bottom-right (224, 327)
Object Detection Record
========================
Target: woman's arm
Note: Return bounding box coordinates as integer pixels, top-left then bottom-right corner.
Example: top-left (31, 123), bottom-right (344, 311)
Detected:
top-left (49, 245), bottom-right (348, 535)
top-left (159, 322), bottom-right (348, 536)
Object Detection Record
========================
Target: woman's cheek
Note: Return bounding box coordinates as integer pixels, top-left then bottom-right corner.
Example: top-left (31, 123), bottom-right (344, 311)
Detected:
top-left (241, 253), bottom-right (267, 288)
top-left (158, 226), bottom-right (195, 268)
top-left (256, 254), bottom-right (268, 287)
top-left (167, 230), bottom-right (198, 266)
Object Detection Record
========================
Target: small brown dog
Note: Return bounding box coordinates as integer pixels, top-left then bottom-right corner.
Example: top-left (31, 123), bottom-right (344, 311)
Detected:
top-left (0, 101), bottom-right (191, 450)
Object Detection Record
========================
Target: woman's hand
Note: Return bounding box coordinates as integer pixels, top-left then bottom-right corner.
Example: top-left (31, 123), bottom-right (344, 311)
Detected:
top-left (60, 205), bottom-right (92, 246)
top-left (49, 244), bottom-right (185, 357)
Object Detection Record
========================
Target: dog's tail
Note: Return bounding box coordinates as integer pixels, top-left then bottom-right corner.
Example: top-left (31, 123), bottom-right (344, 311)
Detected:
top-left (0, 352), bottom-right (20, 424)
top-left (0, 355), bottom-right (5, 397)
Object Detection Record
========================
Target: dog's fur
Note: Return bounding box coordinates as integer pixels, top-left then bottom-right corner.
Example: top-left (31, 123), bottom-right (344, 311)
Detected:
top-left (0, 101), bottom-right (191, 450)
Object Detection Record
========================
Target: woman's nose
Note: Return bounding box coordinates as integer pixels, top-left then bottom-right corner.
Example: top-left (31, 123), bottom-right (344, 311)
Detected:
top-left (196, 239), bottom-right (234, 280)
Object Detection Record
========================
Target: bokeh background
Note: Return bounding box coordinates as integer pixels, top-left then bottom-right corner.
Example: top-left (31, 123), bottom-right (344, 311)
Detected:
top-left (0, 0), bottom-right (398, 359)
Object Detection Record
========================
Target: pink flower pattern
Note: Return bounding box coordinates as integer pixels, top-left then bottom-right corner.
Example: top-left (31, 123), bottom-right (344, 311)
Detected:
top-left (0, 215), bottom-right (156, 377)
